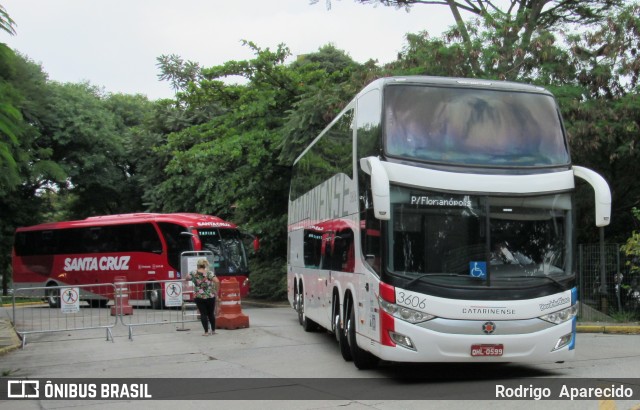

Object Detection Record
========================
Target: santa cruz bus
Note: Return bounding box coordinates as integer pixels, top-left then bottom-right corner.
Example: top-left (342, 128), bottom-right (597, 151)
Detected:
top-left (13, 213), bottom-right (255, 308)
top-left (287, 76), bottom-right (611, 369)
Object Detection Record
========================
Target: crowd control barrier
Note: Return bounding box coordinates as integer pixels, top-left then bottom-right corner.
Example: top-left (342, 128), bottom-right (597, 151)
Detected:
top-left (12, 283), bottom-right (118, 347)
top-left (114, 278), bottom-right (200, 341)
top-left (11, 274), bottom-right (252, 345)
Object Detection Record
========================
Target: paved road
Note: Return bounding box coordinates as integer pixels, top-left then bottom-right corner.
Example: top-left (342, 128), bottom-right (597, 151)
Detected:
top-left (1, 304), bottom-right (639, 410)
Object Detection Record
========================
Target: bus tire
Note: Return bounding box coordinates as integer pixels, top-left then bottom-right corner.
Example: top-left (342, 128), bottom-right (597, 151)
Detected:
top-left (334, 294), bottom-right (352, 361)
top-left (46, 284), bottom-right (60, 308)
top-left (148, 283), bottom-right (163, 309)
top-left (296, 286), bottom-right (304, 326)
top-left (347, 302), bottom-right (378, 370)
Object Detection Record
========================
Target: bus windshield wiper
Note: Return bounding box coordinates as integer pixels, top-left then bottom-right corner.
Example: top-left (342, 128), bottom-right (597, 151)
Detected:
top-left (507, 275), bottom-right (565, 290)
top-left (404, 273), bottom-right (476, 289)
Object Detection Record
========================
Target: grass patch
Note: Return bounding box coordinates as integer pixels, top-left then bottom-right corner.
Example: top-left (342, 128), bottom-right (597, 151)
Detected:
top-left (1, 296), bottom-right (44, 305)
top-left (609, 310), bottom-right (639, 323)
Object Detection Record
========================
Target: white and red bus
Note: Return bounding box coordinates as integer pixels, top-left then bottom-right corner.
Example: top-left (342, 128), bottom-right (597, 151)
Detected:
top-left (288, 76), bottom-right (611, 368)
top-left (12, 213), bottom-right (255, 307)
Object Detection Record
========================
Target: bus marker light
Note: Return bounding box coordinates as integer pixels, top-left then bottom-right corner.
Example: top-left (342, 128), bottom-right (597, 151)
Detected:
top-left (552, 333), bottom-right (573, 351)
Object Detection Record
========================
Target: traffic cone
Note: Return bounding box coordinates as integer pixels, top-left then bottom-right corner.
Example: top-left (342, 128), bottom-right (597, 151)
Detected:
top-left (215, 278), bottom-right (249, 329)
top-left (110, 276), bottom-right (133, 316)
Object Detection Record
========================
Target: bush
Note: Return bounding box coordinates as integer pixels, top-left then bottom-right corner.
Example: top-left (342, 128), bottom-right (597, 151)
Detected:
top-left (248, 258), bottom-right (287, 301)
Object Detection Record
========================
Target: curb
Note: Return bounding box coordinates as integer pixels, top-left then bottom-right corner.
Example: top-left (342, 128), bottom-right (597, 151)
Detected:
top-left (0, 320), bottom-right (21, 356)
top-left (242, 298), bottom-right (289, 308)
top-left (576, 325), bottom-right (640, 335)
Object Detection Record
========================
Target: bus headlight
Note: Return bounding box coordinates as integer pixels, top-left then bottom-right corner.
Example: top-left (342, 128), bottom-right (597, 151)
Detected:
top-left (378, 297), bottom-right (435, 324)
top-left (538, 304), bottom-right (578, 325)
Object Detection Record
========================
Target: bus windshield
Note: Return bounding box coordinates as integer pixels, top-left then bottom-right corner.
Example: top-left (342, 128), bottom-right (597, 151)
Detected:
top-left (384, 85), bottom-right (570, 167)
top-left (197, 228), bottom-right (248, 275)
top-left (387, 186), bottom-right (573, 289)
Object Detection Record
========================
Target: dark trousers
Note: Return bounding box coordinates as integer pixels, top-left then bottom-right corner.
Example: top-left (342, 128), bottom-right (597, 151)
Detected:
top-left (195, 297), bottom-right (216, 332)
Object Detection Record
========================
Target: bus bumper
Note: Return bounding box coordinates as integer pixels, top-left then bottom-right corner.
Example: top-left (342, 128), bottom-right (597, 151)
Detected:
top-left (368, 318), bottom-right (576, 363)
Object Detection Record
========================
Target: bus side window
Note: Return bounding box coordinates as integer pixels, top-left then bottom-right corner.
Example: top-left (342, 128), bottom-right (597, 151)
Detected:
top-left (133, 224), bottom-right (162, 253)
top-left (337, 229), bottom-right (355, 273)
top-left (320, 233), bottom-right (333, 271)
top-left (158, 222), bottom-right (192, 270)
top-left (303, 230), bottom-right (322, 269)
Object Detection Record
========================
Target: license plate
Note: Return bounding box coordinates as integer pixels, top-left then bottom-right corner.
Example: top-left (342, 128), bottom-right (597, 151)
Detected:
top-left (471, 344), bottom-right (504, 357)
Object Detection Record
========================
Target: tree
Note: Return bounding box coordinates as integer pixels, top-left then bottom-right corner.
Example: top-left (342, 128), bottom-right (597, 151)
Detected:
top-left (156, 54), bottom-right (202, 93)
top-left (149, 42), bottom-right (375, 299)
top-left (0, 4), bottom-right (20, 194)
top-left (314, 0), bottom-right (623, 79)
top-left (555, 2), bottom-right (640, 242)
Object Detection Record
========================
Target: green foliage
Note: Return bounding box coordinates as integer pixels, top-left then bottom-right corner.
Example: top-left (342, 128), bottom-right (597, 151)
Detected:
top-left (247, 258), bottom-right (288, 300)
top-left (0, 54), bottom-right (154, 291)
top-left (0, 40), bottom-right (21, 194)
top-left (621, 208), bottom-right (640, 275)
top-left (148, 41), bottom-right (376, 298)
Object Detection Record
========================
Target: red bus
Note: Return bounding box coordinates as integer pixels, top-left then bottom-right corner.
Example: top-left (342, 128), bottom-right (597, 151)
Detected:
top-left (12, 213), bottom-right (256, 307)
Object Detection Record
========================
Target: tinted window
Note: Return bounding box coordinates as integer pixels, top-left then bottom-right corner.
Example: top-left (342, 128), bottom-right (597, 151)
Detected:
top-left (14, 223), bottom-right (162, 256)
top-left (384, 85), bottom-right (570, 167)
top-left (197, 228), bottom-right (248, 275)
top-left (157, 222), bottom-right (193, 270)
top-left (290, 108), bottom-right (354, 200)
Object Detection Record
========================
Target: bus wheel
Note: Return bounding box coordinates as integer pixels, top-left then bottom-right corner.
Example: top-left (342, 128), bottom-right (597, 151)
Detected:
top-left (148, 283), bottom-right (163, 309)
top-left (296, 289), bottom-right (304, 326)
top-left (46, 285), bottom-right (60, 308)
top-left (347, 302), bottom-right (378, 370)
top-left (334, 295), bottom-right (352, 361)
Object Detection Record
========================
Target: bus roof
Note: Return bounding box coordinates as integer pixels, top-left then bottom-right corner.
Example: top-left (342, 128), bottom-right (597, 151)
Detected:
top-left (359, 76), bottom-right (552, 97)
top-left (15, 213), bottom-right (238, 232)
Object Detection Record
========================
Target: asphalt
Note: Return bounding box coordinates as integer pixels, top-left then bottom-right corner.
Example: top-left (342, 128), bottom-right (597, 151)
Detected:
top-left (1, 299), bottom-right (639, 357)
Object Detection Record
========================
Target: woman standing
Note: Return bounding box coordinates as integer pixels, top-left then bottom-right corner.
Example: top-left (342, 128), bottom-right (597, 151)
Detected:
top-left (188, 258), bottom-right (220, 335)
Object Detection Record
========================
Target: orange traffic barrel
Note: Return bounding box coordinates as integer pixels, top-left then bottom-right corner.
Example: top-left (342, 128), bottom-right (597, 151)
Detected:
top-left (216, 278), bottom-right (249, 329)
top-left (110, 276), bottom-right (133, 316)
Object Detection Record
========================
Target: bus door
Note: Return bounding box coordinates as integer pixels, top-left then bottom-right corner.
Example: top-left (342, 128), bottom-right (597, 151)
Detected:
top-left (358, 226), bottom-right (381, 344)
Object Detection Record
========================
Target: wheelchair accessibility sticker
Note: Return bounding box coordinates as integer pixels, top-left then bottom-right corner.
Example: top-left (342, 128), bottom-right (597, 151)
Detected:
top-left (469, 262), bottom-right (487, 279)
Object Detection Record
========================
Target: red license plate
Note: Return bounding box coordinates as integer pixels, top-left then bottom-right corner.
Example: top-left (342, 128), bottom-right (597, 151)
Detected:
top-left (471, 344), bottom-right (504, 357)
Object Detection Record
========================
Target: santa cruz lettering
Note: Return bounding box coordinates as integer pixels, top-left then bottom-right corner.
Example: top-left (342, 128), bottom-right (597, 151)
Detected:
top-left (63, 256), bottom-right (131, 272)
top-left (197, 221), bottom-right (233, 228)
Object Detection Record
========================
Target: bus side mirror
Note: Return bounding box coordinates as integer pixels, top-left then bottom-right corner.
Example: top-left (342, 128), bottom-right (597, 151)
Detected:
top-left (573, 166), bottom-right (612, 227)
top-left (242, 233), bottom-right (259, 255)
top-left (360, 156), bottom-right (391, 220)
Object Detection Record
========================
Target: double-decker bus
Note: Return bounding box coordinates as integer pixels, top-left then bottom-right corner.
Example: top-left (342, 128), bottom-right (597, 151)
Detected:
top-left (12, 213), bottom-right (256, 307)
top-left (287, 76), bottom-right (611, 369)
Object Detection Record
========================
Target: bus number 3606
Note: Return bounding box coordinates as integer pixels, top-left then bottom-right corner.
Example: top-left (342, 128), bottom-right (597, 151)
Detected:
top-left (397, 292), bottom-right (427, 310)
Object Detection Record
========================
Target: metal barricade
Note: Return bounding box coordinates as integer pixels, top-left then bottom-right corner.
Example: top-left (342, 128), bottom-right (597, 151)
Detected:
top-left (116, 279), bottom-right (200, 340)
top-left (12, 283), bottom-right (118, 347)
top-left (11, 269), bottom-right (212, 344)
